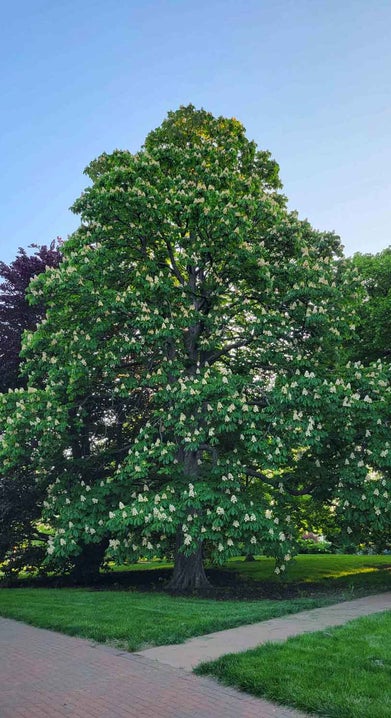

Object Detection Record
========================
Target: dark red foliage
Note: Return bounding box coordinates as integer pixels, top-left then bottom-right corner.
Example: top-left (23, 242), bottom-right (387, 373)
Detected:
top-left (0, 239), bottom-right (62, 393)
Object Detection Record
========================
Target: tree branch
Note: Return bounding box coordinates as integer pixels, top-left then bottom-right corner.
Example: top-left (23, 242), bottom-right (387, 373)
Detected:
top-left (244, 467), bottom-right (277, 483)
top-left (164, 238), bottom-right (185, 286)
top-left (207, 337), bottom-right (253, 364)
top-left (244, 468), bottom-right (315, 496)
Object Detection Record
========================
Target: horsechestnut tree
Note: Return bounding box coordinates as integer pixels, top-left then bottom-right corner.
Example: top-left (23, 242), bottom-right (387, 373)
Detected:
top-left (2, 106), bottom-right (389, 589)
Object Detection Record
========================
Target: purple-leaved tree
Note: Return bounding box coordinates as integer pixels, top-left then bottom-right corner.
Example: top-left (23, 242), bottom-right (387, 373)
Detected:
top-left (0, 240), bottom-right (62, 393)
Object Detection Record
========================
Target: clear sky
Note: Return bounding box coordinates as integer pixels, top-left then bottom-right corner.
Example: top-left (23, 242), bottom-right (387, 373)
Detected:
top-left (1, 0), bottom-right (390, 264)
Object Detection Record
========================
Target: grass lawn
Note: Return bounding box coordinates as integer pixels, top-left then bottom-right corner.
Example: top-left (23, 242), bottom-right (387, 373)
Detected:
top-left (196, 611), bottom-right (391, 718)
top-left (228, 554), bottom-right (391, 591)
top-left (0, 555), bottom-right (388, 653)
top-left (112, 553), bottom-right (391, 580)
top-left (105, 554), bottom-right (391, 595)
top-left (0, 589), bottom-right (333, 651)
top-left (4, 555), bottom-right (390, 594)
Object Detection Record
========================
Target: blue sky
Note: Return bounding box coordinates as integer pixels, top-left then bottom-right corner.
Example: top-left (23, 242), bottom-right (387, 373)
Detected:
top-left (1, 0), bottom-right (390, 263)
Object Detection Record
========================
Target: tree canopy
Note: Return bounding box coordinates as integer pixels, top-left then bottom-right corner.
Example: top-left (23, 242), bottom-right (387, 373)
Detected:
top-left (346, 248), bottom-right (391, 364)
top-left (1, 107), bottom-right (390, 589)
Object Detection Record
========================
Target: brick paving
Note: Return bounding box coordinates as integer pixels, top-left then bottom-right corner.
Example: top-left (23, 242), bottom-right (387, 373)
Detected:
top-left (140, 592), bottom-right (391, 670)
top-left (0, 617), bottom-right (309, 718)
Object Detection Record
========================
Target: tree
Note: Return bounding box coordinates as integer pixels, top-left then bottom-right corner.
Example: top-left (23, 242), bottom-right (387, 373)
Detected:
top-left (0, 242), bottom-right (63, 574)
top-left (346, 248), bottom-right (391, 364)
top-left (4, 106), bottom-right (390, 589)
top-left (0, 241), bottom-right (62, 393)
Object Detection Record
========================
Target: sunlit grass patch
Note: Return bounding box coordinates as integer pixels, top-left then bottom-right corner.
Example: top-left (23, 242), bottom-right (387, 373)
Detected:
top-left (196, 611), bottom-right (391, 718)
top-left (227, 554), bottom-right (391, 585)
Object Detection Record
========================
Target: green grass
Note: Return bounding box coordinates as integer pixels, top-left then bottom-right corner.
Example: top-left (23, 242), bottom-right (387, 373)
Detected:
top-left (228, 553), bottom-right (391, 582)
top-left (109, 554), bottom-right (391, 595)
top-left (0, 588), bottom-right (334, 651)
top-left (105, 558), bottom-right (174, 572)
top-left (196, 611), bottom-right (391, 718)
top-left (106, 554), bottom-right (391, 585)
top-left (4, 554), bottom-right (390, 592)
top-left (0, 555), bottom-right (388, 656)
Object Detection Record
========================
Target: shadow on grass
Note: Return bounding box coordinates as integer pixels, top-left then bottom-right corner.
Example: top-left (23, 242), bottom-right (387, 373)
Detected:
top-left (2, 561), bottom-right (390, 600)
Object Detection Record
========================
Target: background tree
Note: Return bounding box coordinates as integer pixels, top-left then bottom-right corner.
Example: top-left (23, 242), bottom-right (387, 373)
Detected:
top-left (0, 240), bottom-right (62, 393)
top-left (346, 248), bottom-right (391, 364)
top-left (1, 240), bottom-right (151, 579)
top-left (0, 241), bottom-right (62, 574)
top-left (3, 107), bottom-right (390, 589)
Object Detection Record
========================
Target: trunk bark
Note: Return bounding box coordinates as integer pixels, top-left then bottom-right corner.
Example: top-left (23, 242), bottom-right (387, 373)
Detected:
top-left (245, 553), bottom-right (256, 562)
top-left (169, 431), bottom-right (210, 592)
top-left (70, 538), bottom-right (108, 584)
top-left (167, 538), bottom-right (210, 592)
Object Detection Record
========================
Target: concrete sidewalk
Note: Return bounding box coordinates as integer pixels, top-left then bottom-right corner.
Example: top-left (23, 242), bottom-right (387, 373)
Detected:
top-left (139, 592), bottom-right (391, 670)
top-left (0, 616), bottom-right (309, 718)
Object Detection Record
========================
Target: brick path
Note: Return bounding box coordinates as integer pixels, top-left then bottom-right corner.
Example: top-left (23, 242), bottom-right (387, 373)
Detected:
top-left (0, 617), bottom-right (309, 718)
top-left (140, 592), bottom-right (391, 670)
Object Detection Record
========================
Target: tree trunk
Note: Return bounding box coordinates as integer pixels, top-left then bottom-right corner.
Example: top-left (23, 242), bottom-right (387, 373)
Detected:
top-left (167, 535), bottom-right (210, 592)
top-left (70, 538), bottom-right (108, 584)
top-left (167, 447), bottom-right (211, 591)
top-left (245, 553), bottom-right (256, 562)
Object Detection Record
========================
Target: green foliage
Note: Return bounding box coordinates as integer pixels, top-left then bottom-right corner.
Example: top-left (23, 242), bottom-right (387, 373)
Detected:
top-left (0, 242), bottom-right (62, 569)
top-left (1, 106), bottom-right (390, 581)
top-left (346, 247), bottom-right (391, 364)
top-left (196, 612), bottom-right (391, 718)
top-left (296, 537), bottom-right (332, 554)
